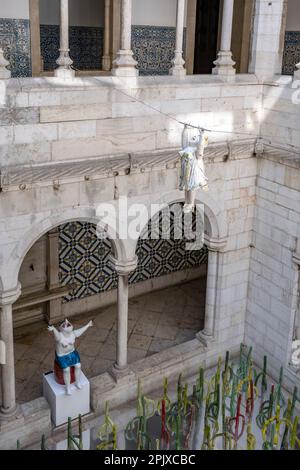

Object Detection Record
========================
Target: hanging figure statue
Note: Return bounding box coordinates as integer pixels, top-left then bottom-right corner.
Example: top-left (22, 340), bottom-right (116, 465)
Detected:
top-left (179, 124), bottom-right (209, 213)
top-left (48, 318), bottom-right (93, 395)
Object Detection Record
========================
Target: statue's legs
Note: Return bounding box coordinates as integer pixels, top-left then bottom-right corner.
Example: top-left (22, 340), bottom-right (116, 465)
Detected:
top-left (63, 366), bottom-right (72, 395)
top-left (74, 363), bottom-right (82, 389)
top-left (184, 190), bottom-right (196, 213)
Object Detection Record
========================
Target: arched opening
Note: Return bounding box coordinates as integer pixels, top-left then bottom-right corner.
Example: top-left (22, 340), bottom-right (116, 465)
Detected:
top-left (128, 202), bottom-right (208, 359)
top-left (13, 220), bottom-right (119, 404)
top-left (11, 201), bottom-right (210, 402)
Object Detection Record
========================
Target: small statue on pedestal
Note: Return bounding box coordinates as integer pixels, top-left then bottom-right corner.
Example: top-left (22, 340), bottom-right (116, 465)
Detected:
top-left (48, 318), bottom-right (93, 395)
top-left (179, 125), bottom-right (209, 213)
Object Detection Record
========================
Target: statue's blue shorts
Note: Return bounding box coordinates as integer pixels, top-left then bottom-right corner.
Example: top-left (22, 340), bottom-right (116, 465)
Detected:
top-left (55, 350), bottom-right (80, 369)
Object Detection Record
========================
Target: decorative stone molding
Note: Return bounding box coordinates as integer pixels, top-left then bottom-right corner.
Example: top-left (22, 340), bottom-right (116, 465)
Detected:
top-left (204, 236), bottom-right (228, 252)
top-left (1, 142), bottom-right (257, 191)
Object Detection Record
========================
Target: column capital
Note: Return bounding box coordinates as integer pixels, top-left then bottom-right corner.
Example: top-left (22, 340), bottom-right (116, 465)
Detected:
top-left (109, 255), bottom-right (138, 275)
top-left (205, 236), bottom-right (228, 252)
top-left (0, 283), bottom-right (21, 307)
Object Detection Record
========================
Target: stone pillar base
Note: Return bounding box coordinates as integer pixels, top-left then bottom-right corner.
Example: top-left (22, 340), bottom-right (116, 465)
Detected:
top-left (112, 50), bottom-right (138, 77)
top-left (110, 363), bottom-right (133, 383)
top-left (170, 51), bottom-right (186, 78)
top-left (54, 67), bottom-right (75, 80)
top-left (0, 403), bottom-right (18, 418)
top-left (170, 66), bottom-right (187, 78)
top-left (102, 55), bottom-right (111, 71)
top-left (213, 51), bottom-right (236, 81)
top-left (196, 330), bottom-right (215, 347)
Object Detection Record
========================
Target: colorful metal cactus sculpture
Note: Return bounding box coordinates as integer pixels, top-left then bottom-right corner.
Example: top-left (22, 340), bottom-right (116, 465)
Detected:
top-left (67, 415), bottom-right (83, 450)
top-left (97, 402), bottom-right (117, 450)
top-left (18, 344), bottom-right (300, 451)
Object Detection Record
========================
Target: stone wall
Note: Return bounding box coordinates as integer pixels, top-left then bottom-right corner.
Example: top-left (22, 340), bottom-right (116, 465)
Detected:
top-left (261, 83), bottom-right (300, 149)
top-left (1, 75), bottom-right (261, 167)
top-left (0, 75), bottom-right (260, 351)
top-left (245, 150), bottom-right (300, 391)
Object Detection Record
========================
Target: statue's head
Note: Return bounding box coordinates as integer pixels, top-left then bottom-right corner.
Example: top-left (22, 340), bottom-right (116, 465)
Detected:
top-left (59, 318), bottom-right (73, 334)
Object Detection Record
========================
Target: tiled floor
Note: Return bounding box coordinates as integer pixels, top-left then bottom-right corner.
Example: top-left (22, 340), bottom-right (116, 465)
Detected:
top-left (12, 278), bottom-right (206, 404)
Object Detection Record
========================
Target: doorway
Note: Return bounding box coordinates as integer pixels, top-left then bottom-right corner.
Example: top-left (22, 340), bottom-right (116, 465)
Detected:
top-left (193, 0), bottom-right (221, 74)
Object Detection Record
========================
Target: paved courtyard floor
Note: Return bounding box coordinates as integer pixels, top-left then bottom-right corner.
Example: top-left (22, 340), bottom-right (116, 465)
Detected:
top-left (12, 278), bottom-right (206, 404)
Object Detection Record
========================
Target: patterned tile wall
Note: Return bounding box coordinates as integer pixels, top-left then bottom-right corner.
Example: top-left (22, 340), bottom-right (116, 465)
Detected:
top-left (59, 205), bottom-right (208, 302)
top-left (40, 24), bottom-right (182, 75)
top-left (40, 25), bottom-right (104, 71)
top-left (282, 31), bottom-right (300, 75)
top-left (132, 25), bottom-right (178, 76)
top-left (0, 18), bottom-right (31, 77)
top-left (1, 21), bottom-right (184, 77)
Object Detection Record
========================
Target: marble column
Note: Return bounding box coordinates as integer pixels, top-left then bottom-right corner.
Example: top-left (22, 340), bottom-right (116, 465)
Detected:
top-left (202, 250), bottom-right (218, 339)
top-left (0, 48), bottom-right (11, 79)
top-left (0, 284), bottom-right (21, 416)
top-left (110, 257), bottom-right (137, 378)
top-left (102, 0), bottom-right (112, 71)
top-left (212, 0), bottom-right (236, 80)
top-left (55, 0), bottom-right (75, 79)
top-left (29, 0), bottom-right (42, 76)
top-left (112, 0), bottom-right (138, 77)
top-left (46, 229), bottom-right (63, 324)
top-left (170, 0), bottom-right (186, 77)
top-left (196, 237), bottom-right (227, 347)
top-left (116, 274), bottom-right (129, 369)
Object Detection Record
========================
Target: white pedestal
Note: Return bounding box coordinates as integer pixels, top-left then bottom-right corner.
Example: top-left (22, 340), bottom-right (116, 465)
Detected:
top-left (43, 372), bottom-right (90, 427)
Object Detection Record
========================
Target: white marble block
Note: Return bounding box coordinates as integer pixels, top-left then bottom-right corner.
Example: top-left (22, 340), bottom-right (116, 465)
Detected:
top-left (43, 372), bottom-right (90, 427)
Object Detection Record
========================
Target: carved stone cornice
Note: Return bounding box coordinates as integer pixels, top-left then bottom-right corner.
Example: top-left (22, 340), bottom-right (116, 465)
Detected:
top-left (0, 140), bottom-right (257, 191)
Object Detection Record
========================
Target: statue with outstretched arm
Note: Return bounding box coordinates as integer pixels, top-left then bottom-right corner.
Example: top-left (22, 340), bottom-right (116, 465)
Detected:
top-left (48, 318), bottom-right (93, 395)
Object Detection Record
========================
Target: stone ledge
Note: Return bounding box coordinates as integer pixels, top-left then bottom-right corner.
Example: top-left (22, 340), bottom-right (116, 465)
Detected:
top-left (0, 141), bottom-right (256, 191)
top-left (0, 397), bottom-right (51, 450)
top-left (262, 143), bottom-right (300, 169)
